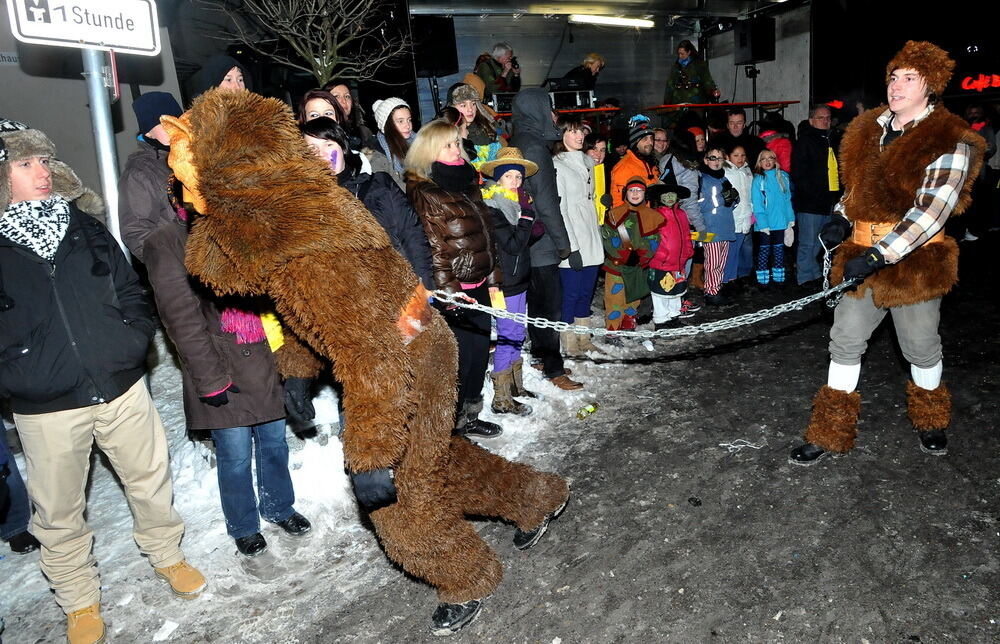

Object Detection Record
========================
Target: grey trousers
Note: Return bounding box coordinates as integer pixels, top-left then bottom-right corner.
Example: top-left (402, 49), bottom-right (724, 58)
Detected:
top-left (829, 288), bottom-right (942, 368)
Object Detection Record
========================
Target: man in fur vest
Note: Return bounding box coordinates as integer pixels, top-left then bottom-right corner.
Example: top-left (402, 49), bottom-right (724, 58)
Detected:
top-left (789, 41), bottom-right (985, 466)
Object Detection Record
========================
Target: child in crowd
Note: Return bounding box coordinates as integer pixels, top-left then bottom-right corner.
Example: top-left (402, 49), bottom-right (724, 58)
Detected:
top-left (646, 184), bottom-right (695, 329)
top-left (601, 178), bottom-right (663, 335)
top-left (698, 146), bottom-right (740, 305)
top-left (372, 98), bottom-right (416, 188)
top-left (480, 148), bottom-right (542, 415)
top-left (750, 149), bottom-right (795, 286)
top-left (723, 145), bottom-right (755, 288)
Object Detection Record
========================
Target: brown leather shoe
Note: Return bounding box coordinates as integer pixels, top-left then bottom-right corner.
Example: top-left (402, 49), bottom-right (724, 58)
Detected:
top-left (67, 603), bottom-right (105, 644)
top-left (531, 363), bottom-right (573, 376)
top-left (549, 374), bottom-right (584, 390)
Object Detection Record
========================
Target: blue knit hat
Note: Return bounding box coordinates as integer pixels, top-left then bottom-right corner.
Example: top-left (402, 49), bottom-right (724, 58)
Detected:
top-left (132, 92), bottom-right (182, 135)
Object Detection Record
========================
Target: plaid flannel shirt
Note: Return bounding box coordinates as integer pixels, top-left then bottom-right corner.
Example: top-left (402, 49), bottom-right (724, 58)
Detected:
top-left (834, 105), bottom-right (972, 264)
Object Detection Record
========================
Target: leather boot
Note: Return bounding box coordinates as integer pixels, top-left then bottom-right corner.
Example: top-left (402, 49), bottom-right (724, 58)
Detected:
top-left (67, 604), bottom-right (105, 644)
top-left (511, 359), bottom-right (537, 399)
top-left (906, 380), bottom-right (950, 455)
top-left (490, 369), bottom-right (532, 415)
top-left (574, 317), bottom-right (605, 354)
top-left (803, 385), bottom-right (862, 453)
top-left (560, 329), bottom-right (582, 356)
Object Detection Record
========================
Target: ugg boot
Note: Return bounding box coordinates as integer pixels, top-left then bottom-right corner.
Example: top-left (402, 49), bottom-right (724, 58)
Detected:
top-left (67, 603), bottom-right (105, 644)
top-left (574, 317), bottom-right (605, 354)
top-left (803, 385), bottom-right (862, 453)
top-left (490, 369), bottom-right (532, 415)
top-left (511, 359), bottom-right (537, 399)
top-left (906, 381), bottom-right (950, 454)
top-left (561, 329), bottom-right (581, 356)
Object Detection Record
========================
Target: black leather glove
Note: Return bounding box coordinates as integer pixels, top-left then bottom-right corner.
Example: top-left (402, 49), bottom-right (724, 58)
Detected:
top-left (200, 384), bottom-right (239, 407)
top-left (557, 247), bottom-right (572, 260)
top-left (568, 250), bottom-right (584, 270)
top-left (350, 468), bottom-right (397, 512)
top-left (599, 193), bottom-right (612, 208)
top-left (721, 186), bottom-right (740, 208)
top-left (283, 377), bottom-right (315, 423)
top-left (843, 246), bottom-right (886, 281)
top-left (819, 215), bottom-right (852, 249)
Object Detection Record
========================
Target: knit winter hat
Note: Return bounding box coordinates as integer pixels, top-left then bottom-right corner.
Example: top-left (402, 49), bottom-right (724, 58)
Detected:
top-left (372, 97), bottom-right (409, 133)
top-left (628, 117), bottom-right (654, 148)
top-left (622, 176), bottom-right (648, 200)
top-left (885, 40), bottom-right (955, 96)
top-left (132, 92), bottom-right (182, 136)
top-left (0, 118), bottom-right (103, 216)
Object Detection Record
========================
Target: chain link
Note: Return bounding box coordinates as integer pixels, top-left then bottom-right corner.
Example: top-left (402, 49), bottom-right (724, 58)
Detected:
top-left (431, 279), bottom-right (856, 340)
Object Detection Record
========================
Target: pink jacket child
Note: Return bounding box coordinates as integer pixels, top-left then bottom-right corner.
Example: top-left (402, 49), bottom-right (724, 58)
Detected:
top-left (646, 184), bottom-right (694, 328)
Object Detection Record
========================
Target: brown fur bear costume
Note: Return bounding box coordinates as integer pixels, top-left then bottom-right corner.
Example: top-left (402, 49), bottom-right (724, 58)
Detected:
top-left (160, 90), bottom-right (569, 608)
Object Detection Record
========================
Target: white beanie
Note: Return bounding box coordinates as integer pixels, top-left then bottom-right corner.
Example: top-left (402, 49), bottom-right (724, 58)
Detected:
top-left (372, 97), bottom-right (409, 133)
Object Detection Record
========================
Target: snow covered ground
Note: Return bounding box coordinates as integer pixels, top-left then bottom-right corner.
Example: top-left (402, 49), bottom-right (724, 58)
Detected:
top-left (1, 330), bottom-right (606, 642)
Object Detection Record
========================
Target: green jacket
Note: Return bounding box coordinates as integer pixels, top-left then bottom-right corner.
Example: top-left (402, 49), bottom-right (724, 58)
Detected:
top-left (663, 58), bottom-right (717, 105)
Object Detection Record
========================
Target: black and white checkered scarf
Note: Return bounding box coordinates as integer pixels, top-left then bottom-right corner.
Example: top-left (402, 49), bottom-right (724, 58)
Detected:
top-left (1, 195), bottom-right (70, 261)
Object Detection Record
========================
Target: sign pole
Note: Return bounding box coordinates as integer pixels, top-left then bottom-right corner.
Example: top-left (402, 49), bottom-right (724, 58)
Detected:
top-left (81, 48), bottom-right (125, 254)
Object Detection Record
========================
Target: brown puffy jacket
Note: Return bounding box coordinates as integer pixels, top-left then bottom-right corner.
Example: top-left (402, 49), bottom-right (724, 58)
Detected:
top-left (406, 173), bottom-right (503, 293)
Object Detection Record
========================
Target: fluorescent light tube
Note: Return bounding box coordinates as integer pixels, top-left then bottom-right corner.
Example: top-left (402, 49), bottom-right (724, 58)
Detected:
top-left (568, 14), bottom-right (655, 29)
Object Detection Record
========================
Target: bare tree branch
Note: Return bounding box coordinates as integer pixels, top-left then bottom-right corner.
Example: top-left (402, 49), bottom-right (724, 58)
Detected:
top-left (200, 0), bottom-right (411, 86)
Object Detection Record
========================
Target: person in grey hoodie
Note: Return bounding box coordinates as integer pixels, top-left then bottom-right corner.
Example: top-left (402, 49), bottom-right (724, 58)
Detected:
top-left (509, 89), bottom-right (583, 390)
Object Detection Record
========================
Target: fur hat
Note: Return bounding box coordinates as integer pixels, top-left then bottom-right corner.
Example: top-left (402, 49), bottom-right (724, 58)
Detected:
top-left (885, 40), bottom-right (955, 96)
top-left (372, 97), bottom-right (409, 133)
top-left (449, 84), bottom-right (481, 106)
top-left (0, 118), bottom-right (103, 216)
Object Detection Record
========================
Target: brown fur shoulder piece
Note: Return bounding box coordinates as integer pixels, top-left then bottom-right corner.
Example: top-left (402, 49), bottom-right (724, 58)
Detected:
top-left (833, 105), bottom-right (985, 308)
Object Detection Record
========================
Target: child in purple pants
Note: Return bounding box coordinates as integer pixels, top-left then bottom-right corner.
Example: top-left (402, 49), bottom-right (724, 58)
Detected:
top-left (481, 149), bottom-right (543, 415)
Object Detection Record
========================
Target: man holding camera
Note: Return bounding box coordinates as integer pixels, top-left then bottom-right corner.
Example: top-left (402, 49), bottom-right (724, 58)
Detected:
top-left (474, 42), bottom-right (521, 100)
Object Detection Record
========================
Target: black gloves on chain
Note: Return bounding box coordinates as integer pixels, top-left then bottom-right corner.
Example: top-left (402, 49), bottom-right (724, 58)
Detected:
top-left (819, 214), bottom-right (852, 249)
top-left (843, 246), bottom-right (886, 281)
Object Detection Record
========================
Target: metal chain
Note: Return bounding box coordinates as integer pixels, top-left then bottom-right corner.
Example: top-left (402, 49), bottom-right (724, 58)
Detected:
top-left (431, 279), bottom-right (856, 340)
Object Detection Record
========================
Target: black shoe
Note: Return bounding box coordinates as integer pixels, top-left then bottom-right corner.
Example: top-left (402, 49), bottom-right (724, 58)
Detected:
top-left (235, 533), bottom-right (268, 557)
top-left (654, 319), bottom-right (683, 331)
top-left (431, 599), bottom-right (483, 636)
top-left (513, 496), bottom-right (569, 551)
top-left (704, 293), bottom-right (730, 306)
top-left (8, 531), bottom-right (40, 554)
top-left (274, 511), bottom-right (312, 536)
top-left (789, 442), bottom-right (828, 466)
top-left (461, 418), bottom-right (503, 438)
top-left (918, 429), bottom-right (948, 455)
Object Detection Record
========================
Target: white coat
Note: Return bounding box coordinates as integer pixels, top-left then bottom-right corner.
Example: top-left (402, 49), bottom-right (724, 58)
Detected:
top-left (724, 162), bottom-right (754, 234)
top-left (553, 151), bottom-right (604, 268)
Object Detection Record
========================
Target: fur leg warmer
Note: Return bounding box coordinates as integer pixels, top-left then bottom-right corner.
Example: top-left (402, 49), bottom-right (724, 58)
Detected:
top-left (803, 385), bottom-right (862, 453)
top-left (906, 380), bottom-right (951, 432)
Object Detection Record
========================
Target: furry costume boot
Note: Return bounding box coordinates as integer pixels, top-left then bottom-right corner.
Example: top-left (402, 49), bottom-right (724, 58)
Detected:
top-left (906, 381), bottom-right (950, 454)
top-left (803, 385), bottom-right (862, 452)
top-left (490, 370), bottom-right (531, 416)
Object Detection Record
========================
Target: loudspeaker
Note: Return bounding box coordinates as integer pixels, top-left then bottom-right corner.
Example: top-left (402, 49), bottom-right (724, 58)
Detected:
top-left (733, 18), bottom-right (775, 65)
top-left (411, 16), bottom-right (458, 78)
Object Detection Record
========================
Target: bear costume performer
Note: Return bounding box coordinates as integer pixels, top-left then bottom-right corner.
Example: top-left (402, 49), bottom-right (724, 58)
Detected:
top-left (160, 89), bottom-right (569, 635)
top-left (789, 41), bottom-right (985, 465)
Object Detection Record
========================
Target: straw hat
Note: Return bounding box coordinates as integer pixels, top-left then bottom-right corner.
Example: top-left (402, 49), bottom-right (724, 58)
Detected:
top-left (479, 146), bottom-right (539, 179)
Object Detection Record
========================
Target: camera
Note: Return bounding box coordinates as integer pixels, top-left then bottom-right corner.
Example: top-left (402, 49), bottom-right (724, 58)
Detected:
top-left (510, 56), bottom-right (519, 70)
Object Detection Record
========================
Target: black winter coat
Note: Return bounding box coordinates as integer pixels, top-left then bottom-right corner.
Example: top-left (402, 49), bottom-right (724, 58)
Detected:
top-left (791, 122), bottom-right (841, 214)
top-left (339, 170), bottom-right (434, 289)
top-left (489, 207), bottom-right (534, 296)
top-left (0, 205), bottom-right (154, 414)
top-left (510, 88), bottom-right (571, 267)
top-left (143, 217), bottom-right (285, 430)
top-left (118, 138), bottom-right (174, 262)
